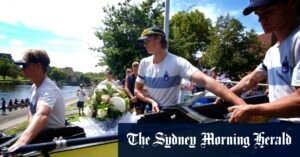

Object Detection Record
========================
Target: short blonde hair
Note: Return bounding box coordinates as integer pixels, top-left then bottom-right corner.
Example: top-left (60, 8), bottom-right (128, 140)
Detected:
top-left (132, 61), bottom-right (139, 67)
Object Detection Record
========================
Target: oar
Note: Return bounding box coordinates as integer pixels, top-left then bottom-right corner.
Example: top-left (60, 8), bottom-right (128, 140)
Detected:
top-left (6, 134), bottom-right (118, 155)
top-left (0, 134), bottom-right (20, 149)
top-left (178, 105), bottom-right (225, 123)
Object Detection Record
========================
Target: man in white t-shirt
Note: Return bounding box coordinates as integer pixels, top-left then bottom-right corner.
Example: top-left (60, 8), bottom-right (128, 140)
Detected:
top-left (135, 27), bottom-right (246, 112)
top-left (97, 70), bottom-right (119, 89)
top-left (221, 0), bottom-right (300, 123)
top-left (77, 84), bottom-right (86, 116)
top-left (10, 49), bottom-right (65, 151)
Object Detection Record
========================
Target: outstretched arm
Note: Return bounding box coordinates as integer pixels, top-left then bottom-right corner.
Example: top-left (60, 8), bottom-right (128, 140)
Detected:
top-left (191, 71), bottom-right (246, 106)
top-left (229, 88), bottom-right (300, 123)
top-left (230, 70), bottom-right (267, 96)
top-left (214, 70), bottom-right (267, 104)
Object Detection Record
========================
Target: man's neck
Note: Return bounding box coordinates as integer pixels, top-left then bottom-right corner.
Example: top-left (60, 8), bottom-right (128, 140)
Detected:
top-left (153, 48), bottom-right (167, 64)
top-left (275, 18), bottom-right (299, 42)
top-left (34, 74), bottom-right (46, 88)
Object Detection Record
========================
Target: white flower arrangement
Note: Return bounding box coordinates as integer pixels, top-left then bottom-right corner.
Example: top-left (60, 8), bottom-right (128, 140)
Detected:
top-left (84, 82), bottom-right (130, 120)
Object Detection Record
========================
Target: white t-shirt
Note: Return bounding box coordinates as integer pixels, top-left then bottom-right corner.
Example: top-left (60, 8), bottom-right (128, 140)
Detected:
top-left (30, 77), bottom-right (65, 128)
top-left (255, 26), bottom-right (300, 102)
top-left (136, 52), bottom-right (198, 107)
top-left (77, 88), bottom-right (86, 102)
top-left (96, 79), bottom-right (119, 90)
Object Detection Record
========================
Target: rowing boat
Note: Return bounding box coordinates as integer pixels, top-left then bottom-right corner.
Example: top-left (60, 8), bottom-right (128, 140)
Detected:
top-left (0, 94), bottom-right (269, 157)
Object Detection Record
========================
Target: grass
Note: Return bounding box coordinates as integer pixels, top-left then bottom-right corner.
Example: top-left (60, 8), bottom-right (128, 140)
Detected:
top-left (66, 104), bottom-right (77, 112)
top-left (2, 102), bottom-right (86, 135)
top-left (3, 121), bottom-right (28, 135)
top-left (66, 113), bottom-right (81, 123)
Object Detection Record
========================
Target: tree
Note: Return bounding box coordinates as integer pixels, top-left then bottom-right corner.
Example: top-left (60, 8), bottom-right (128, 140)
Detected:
top-left (49, 67), bottom-right (66, 83)
top-left (94, 0), bottom-right (164, 78)
top-left (0, 56), bottom-right (14, 80)
top-left (202, 14), bottom-right (265, 80)
top-left (8, 64), bottom-right (22, 80)
top-left (169, 10), bottom-right (212, 65)
top-left (79, 74), bottom-right (91, 85)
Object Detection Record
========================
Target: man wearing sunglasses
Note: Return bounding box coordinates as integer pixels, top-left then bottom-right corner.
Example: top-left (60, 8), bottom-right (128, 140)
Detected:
top-left (222, 0), bottom-right (300, 123)
top-left (9, 49), bottom-right (65, 151)
top-left (135, 27), bottom-right (246, 113)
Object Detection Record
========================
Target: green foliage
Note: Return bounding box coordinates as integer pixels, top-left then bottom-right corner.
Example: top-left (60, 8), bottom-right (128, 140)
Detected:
top-left (8, 64), bottom-right (21, 80)
top-left (0, 56), bottom-right (22, 80)
top-left (202, 14), bottom-right (265, 80)
top-left (95, 2), bottom-right (265, 81)
top-left (48, 67), bottom-right (66, 82)
top-left (169, 10), bottom-right (212, 65)
top-left (94, 0), bottom-right (164, 78)
top-left (48, 66), bottom-right (104, 85)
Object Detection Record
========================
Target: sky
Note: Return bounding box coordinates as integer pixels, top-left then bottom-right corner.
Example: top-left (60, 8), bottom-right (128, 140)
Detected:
top-left (0, 0), bottom-right (262, 73)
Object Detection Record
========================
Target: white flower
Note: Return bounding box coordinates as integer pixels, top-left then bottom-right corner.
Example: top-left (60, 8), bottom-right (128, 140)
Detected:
top-left (112, 92), bottom-right (120, 97)
top-left (97, 108), bottom-right (107, 119)
top-left (96, 84), bottom-right (107, 91)
top-left (84, 106), bottom-right (93, 117)
top-left (101, 95), bottom-right (110, 103)
top-left (91, 93), bottom-right (96, 99)
top-left (109, 96), bottom-right (126, 112)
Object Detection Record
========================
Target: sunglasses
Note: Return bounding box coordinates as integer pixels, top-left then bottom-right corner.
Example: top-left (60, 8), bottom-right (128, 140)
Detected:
top-left (21, 64), bottom-right (29, 70)
top-left (21, 63), bottom-right (36, 70)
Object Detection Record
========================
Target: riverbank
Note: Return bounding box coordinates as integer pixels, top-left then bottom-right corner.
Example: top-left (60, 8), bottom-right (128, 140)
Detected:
top-left (0, 97), bottom-right (78, 131)
top-left (0, 80), bottom-right (31, 85)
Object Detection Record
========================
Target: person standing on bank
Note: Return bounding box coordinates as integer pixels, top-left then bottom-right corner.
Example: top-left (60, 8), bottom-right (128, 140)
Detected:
top-left (134, 27), bottom-right (246, 112)
top-left (10, 49), bottom-right (65, 151)
top-left (220, 0), bottom-right (300, 123)
top-left (1, 98), bottom-right (6, 115)
top-left (77, 84), bottom-right (86, 116)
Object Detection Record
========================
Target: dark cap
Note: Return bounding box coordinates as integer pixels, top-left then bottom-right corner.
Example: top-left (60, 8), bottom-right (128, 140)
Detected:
top-left (243, 0), bottom-right (276, 15)
top-left (15, 49), bottom-right (50, 69)
top-left (138, 27), bottom-right (166, 41)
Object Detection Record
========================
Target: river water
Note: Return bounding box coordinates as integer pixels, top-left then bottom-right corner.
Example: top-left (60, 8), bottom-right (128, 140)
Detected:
top-left (0, 85), bottom-right (81, 102)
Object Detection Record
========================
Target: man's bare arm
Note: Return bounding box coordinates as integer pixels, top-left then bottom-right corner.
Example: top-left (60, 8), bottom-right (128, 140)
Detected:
top-left (191, 71), bottom-right (246, 105)
top-left (134, 82), bottom-right (159, 112)
top-left (9, 103), bottom-right (51, 151)
top-left (230, 70), bottom-right (267, 96)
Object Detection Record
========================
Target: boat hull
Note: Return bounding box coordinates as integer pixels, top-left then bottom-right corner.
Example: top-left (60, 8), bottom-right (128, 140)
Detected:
top-left (27, 141), bottom-right (118, 157)
top-left (1, 95), bottom-right (269, 156)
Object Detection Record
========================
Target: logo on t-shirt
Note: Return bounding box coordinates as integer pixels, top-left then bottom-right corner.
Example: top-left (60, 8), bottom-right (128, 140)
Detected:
top-left (282, 56), bottom-right (289, 74)
top-left (164, 71), bottom-right (169, 81)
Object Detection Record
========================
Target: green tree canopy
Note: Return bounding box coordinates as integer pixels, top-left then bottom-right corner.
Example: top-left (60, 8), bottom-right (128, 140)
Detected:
top-left (0, 56), bottom-right (21, 80)
top-left (48, 67), bottom-right (66, 83)
top-left (169, 10), bottom-right (212, 65)
top-left (202, 14), bottom-right (265, 80)
top-left (94, 0), bottom-right (164, 78)
top-left (8, 64), bottom-right (22, 80)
